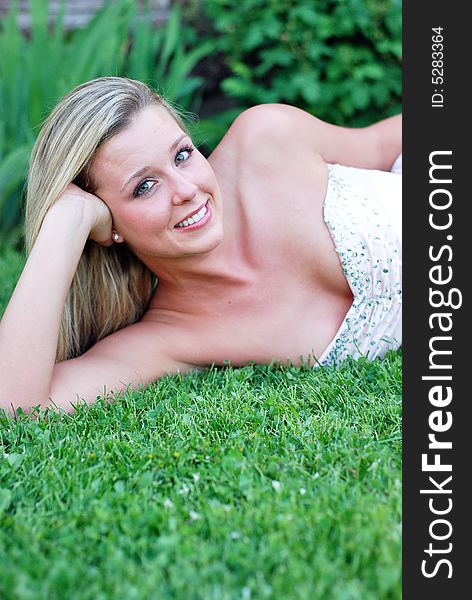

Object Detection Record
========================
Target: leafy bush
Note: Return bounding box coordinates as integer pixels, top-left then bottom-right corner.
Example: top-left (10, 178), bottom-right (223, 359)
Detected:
top-left (0, 0), bottom-right (213, 246)
top-left (190, 0), bottom-right (401, 144)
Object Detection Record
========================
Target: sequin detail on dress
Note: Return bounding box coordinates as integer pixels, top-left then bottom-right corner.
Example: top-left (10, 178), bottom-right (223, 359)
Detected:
top-left (318, 162), bottom-right (402, 365)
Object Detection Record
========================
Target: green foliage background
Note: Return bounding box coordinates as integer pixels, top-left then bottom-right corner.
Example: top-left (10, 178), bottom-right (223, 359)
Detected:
top-left (0, 0), bottom-right (402, 246)
top-left (196, 0), bottom-right (401, 123)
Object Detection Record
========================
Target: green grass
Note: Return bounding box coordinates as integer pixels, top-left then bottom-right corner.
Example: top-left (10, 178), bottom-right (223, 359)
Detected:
top-left (0, 246), bottom-right (402, 599)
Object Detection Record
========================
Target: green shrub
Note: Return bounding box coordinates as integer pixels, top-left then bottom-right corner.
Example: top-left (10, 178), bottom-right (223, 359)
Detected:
top-left (0, 0), bottom-right (213, 246)
top-left (191, 0), bottom-right (401, 147)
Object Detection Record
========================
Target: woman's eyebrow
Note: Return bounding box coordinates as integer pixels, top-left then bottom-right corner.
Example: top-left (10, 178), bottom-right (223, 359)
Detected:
top-left (120, 132), bottom-right (189, 192)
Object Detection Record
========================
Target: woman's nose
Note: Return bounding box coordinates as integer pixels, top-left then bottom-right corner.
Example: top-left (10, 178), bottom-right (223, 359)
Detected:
top-left (171, 174), bottom-right (198, 204)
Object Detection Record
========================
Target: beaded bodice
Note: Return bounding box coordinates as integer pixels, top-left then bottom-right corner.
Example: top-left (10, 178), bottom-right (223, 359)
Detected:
top-left (318, 162), bottom-right (402, 365)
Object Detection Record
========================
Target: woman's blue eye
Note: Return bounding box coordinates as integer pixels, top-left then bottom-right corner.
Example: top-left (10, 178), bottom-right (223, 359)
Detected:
top-left (132, 146), bottom-right (194, 197)
top-left (175, 146), bottom-right (194, 165)
top-left (134, 180), bottom-right (154, 197)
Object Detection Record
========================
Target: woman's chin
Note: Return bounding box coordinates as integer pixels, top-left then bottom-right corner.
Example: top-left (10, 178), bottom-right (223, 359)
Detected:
top-left (175, 210), bottom-right (225, 256)
top-left (130, 228), bottom-right (223, 263)
top-left (177, 227), bottom-right (224, 257)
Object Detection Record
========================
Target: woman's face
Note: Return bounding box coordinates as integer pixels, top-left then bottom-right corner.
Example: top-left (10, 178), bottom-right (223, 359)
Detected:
top-left (91, 105), bottom-right (224, 261)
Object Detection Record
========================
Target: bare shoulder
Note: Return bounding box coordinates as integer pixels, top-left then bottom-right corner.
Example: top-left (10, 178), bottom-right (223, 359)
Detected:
top-left (220, 104), bottom-right (323, 155)
top-left (229, 104), bottom-right (306, 132)
top-left (209, 104), bottom-right (325, 181)
top-left (50, 318), bottom-right (195, 412)
top-left (213, 104), bottom-right (385, 169)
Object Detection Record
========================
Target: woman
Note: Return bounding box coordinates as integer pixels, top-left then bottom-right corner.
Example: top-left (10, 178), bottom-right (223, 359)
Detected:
top-left (0, 77), bottom-right (402, 415)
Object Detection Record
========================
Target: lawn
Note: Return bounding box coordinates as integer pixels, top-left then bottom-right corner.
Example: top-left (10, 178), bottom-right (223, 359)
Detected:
top-left (0, 245), bottom-right (402, 600)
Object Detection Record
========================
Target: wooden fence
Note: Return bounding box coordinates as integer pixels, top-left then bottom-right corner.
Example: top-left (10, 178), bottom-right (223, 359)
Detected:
top-left (0, 0), bottom-right (171, 30)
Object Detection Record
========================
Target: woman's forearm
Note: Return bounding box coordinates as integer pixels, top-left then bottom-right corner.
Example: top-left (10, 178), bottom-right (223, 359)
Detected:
top-left (0, 201), bottom-right (94, 413)
top-left (367, 113), bottom-right (402, 171)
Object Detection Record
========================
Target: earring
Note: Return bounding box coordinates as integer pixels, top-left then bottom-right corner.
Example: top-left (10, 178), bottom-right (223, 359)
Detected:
top-left (113, 233), bottom-right (119, 242)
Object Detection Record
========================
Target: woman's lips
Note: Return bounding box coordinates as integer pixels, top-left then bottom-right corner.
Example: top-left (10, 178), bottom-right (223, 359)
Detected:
top-left (174, 200), bottom-right (211, 232)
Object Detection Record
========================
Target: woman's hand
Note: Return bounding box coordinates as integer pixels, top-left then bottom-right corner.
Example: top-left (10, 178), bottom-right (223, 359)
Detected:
top-left (53, 183), bottom-right (114, 246)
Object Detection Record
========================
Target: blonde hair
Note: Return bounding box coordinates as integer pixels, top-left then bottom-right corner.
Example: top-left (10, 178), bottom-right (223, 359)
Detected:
top-left (25, 76), bottom-right (186, 361)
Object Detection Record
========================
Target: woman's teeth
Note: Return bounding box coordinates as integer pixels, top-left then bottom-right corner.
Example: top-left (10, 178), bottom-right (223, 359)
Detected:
top-left (176, 204), bottom-right (208, 228)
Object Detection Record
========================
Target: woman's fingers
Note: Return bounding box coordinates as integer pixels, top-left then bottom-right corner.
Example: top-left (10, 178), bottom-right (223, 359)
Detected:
top-left (54, 184), bottom-right (114, 245)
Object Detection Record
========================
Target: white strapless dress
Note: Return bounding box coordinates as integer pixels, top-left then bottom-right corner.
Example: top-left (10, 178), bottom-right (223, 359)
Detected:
top-left (318, 156), bottom-right (402, 365)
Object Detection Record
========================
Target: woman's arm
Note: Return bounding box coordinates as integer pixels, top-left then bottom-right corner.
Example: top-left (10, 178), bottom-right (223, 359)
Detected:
top-left (0, 186), bottom-right (193, 417)
top-left (227, 104), bottom-right (402, 171)
top-left (366, 113), bottom-right (402, 171)
top-left (0, 187), bottom-right (108, 415)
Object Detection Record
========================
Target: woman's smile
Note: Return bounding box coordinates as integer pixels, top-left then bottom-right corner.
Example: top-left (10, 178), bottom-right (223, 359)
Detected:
top-left (174, 199), bottom-right (211, 231)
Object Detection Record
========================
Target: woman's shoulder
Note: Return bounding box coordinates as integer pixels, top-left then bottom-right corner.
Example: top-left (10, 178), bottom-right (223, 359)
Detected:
top-left (218, 104), bottom-right (318, 149)
top-left (209, 104), bottom-right (325, 174)
top-left (226, 104), bottom-right (300, 138)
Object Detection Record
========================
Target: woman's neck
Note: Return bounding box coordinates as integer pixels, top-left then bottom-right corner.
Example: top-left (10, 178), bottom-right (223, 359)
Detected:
top-left (137, 223), bottom-right (256, 312)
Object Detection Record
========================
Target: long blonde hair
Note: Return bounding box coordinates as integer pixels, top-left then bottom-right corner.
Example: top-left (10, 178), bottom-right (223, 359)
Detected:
top-left (25, 76), bottom-right (187, 361)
